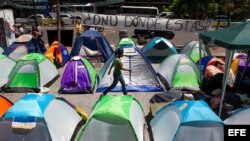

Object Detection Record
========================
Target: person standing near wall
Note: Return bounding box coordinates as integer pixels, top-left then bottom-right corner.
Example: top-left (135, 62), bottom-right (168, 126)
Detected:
top-left (75, 20), bottom-right (82, 38)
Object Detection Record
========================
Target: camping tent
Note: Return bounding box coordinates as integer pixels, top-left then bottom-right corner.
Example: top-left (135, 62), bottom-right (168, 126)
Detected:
top-left (199, 22), bottom-right (250, 116)
top-left (5, 53), bottom-right (59, 92)
top-left (150, 100), bottom-right (224, 141)
top-left (0, 95), bottom-right (13, 117)
top-left (0, 93), bottom-right (86, 141)
top-left (59, 56), bottom-right (96, 94)
top-left (0, 54), bottom-right (16, 90)
top-left (157, 54), bottom-right (201, 91)
top-left (70, 29), bottom-right (113, 61)
top-left (180, 40), bottom-right (211, 62)
top-left (45, 41), bottom-right (70, 67)
top-left (141, 37), bottom-right (178, 63)
top-left (224, 106), bottom-right (250, 125)
top-left (97, 46), bottom-right (163, 92)
top-left (76, 95), bottom-right (145, 141)
top-left (117, 37), bottom-right (136, 48)
top-left (3, 34), bottom-right (46, 61)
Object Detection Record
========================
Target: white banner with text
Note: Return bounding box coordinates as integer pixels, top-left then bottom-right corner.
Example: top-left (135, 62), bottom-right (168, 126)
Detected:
top-left (82, 13), bottom-right (212, 32)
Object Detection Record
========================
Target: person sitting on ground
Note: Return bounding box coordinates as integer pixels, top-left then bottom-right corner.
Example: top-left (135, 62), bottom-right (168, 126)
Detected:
top-left (102, 48), bottom-right (132, 96)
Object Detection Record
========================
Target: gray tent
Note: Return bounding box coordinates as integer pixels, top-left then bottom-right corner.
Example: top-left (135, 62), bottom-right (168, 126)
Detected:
top-left (0, 54), bottom-right (16, 90)
top-left (224, 106), bottom-right (250, 125)
top-left (97, 46), bottom-right (163, 92)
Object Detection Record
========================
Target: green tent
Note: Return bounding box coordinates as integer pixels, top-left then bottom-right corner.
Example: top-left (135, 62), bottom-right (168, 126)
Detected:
top-left (117, 38), bottom-right (135, 48)
top-left (199, 22), bottom-right (250, 117)
top-left (76, 95), bottom-right (145, 141)
top-left (180, 40), bottom-right (211, 62)
top-left (5, 53), bottom-right (59, 92)
top-left (157, 54), bottom-right (201, 91)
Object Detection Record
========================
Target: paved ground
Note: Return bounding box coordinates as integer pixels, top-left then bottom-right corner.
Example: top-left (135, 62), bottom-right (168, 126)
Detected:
top-left (0, 26), bottom-right (230, 141)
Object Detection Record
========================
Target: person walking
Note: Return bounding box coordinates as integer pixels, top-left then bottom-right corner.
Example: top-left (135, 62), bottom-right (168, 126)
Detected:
top-left (102, 48), bottom-right (132, 95)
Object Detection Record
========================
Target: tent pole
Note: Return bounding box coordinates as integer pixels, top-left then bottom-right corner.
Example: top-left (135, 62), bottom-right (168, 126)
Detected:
top-left (219, 49), bottom-right (234, 117)
top-left (129, 55), bottom-right (131, 84)
top-left (32, 0), bottom-right (37, 27)
top-left (56, 0), bottom-right (61, 43)
top-left (199, 39), bottom-right (203, 85)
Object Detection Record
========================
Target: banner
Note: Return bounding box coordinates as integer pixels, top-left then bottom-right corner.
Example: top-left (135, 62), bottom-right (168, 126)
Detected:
top-left (82, 13), bottom-right (212, 32)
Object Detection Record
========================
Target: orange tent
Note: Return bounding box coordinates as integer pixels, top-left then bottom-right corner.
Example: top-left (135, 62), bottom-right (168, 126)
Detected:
top-left (0, 95), bottom-right (13, 117)
top-left (45, 41), bottom-right (69, 67)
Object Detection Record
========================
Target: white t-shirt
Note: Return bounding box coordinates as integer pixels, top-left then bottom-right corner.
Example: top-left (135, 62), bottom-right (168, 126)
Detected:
top-left (19, 27), bottom-right (24, 34)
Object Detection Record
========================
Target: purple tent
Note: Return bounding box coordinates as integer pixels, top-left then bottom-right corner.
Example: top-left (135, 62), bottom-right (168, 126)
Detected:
top-left (234, 53), bottom-right (250, 84)
top-left (59, 56), bottom-right (96, 94)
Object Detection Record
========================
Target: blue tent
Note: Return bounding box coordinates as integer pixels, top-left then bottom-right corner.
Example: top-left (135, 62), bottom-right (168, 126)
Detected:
top-left (197, 55), bottom-right (214, 75)
top-left (1, 93), bottom-right (84, 141)
top-left (70, 29), bottom-right (113, 62)
top-left (3, 34), bottom-right (46, 61)
top-left (4, 93), bottom-right (54, 118)
top-left (141, 37), bottom-right (178, 63)
top-left (97, 46), bottom-right (163, 92)
top-left (150, 100), bottom-right (224, 141)
top-left (173, 100), bottom-right (223, 123)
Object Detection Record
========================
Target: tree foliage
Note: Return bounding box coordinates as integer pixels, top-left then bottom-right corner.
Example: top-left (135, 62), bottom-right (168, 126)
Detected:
top-left (169, 0), bottom-right (249, 20)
